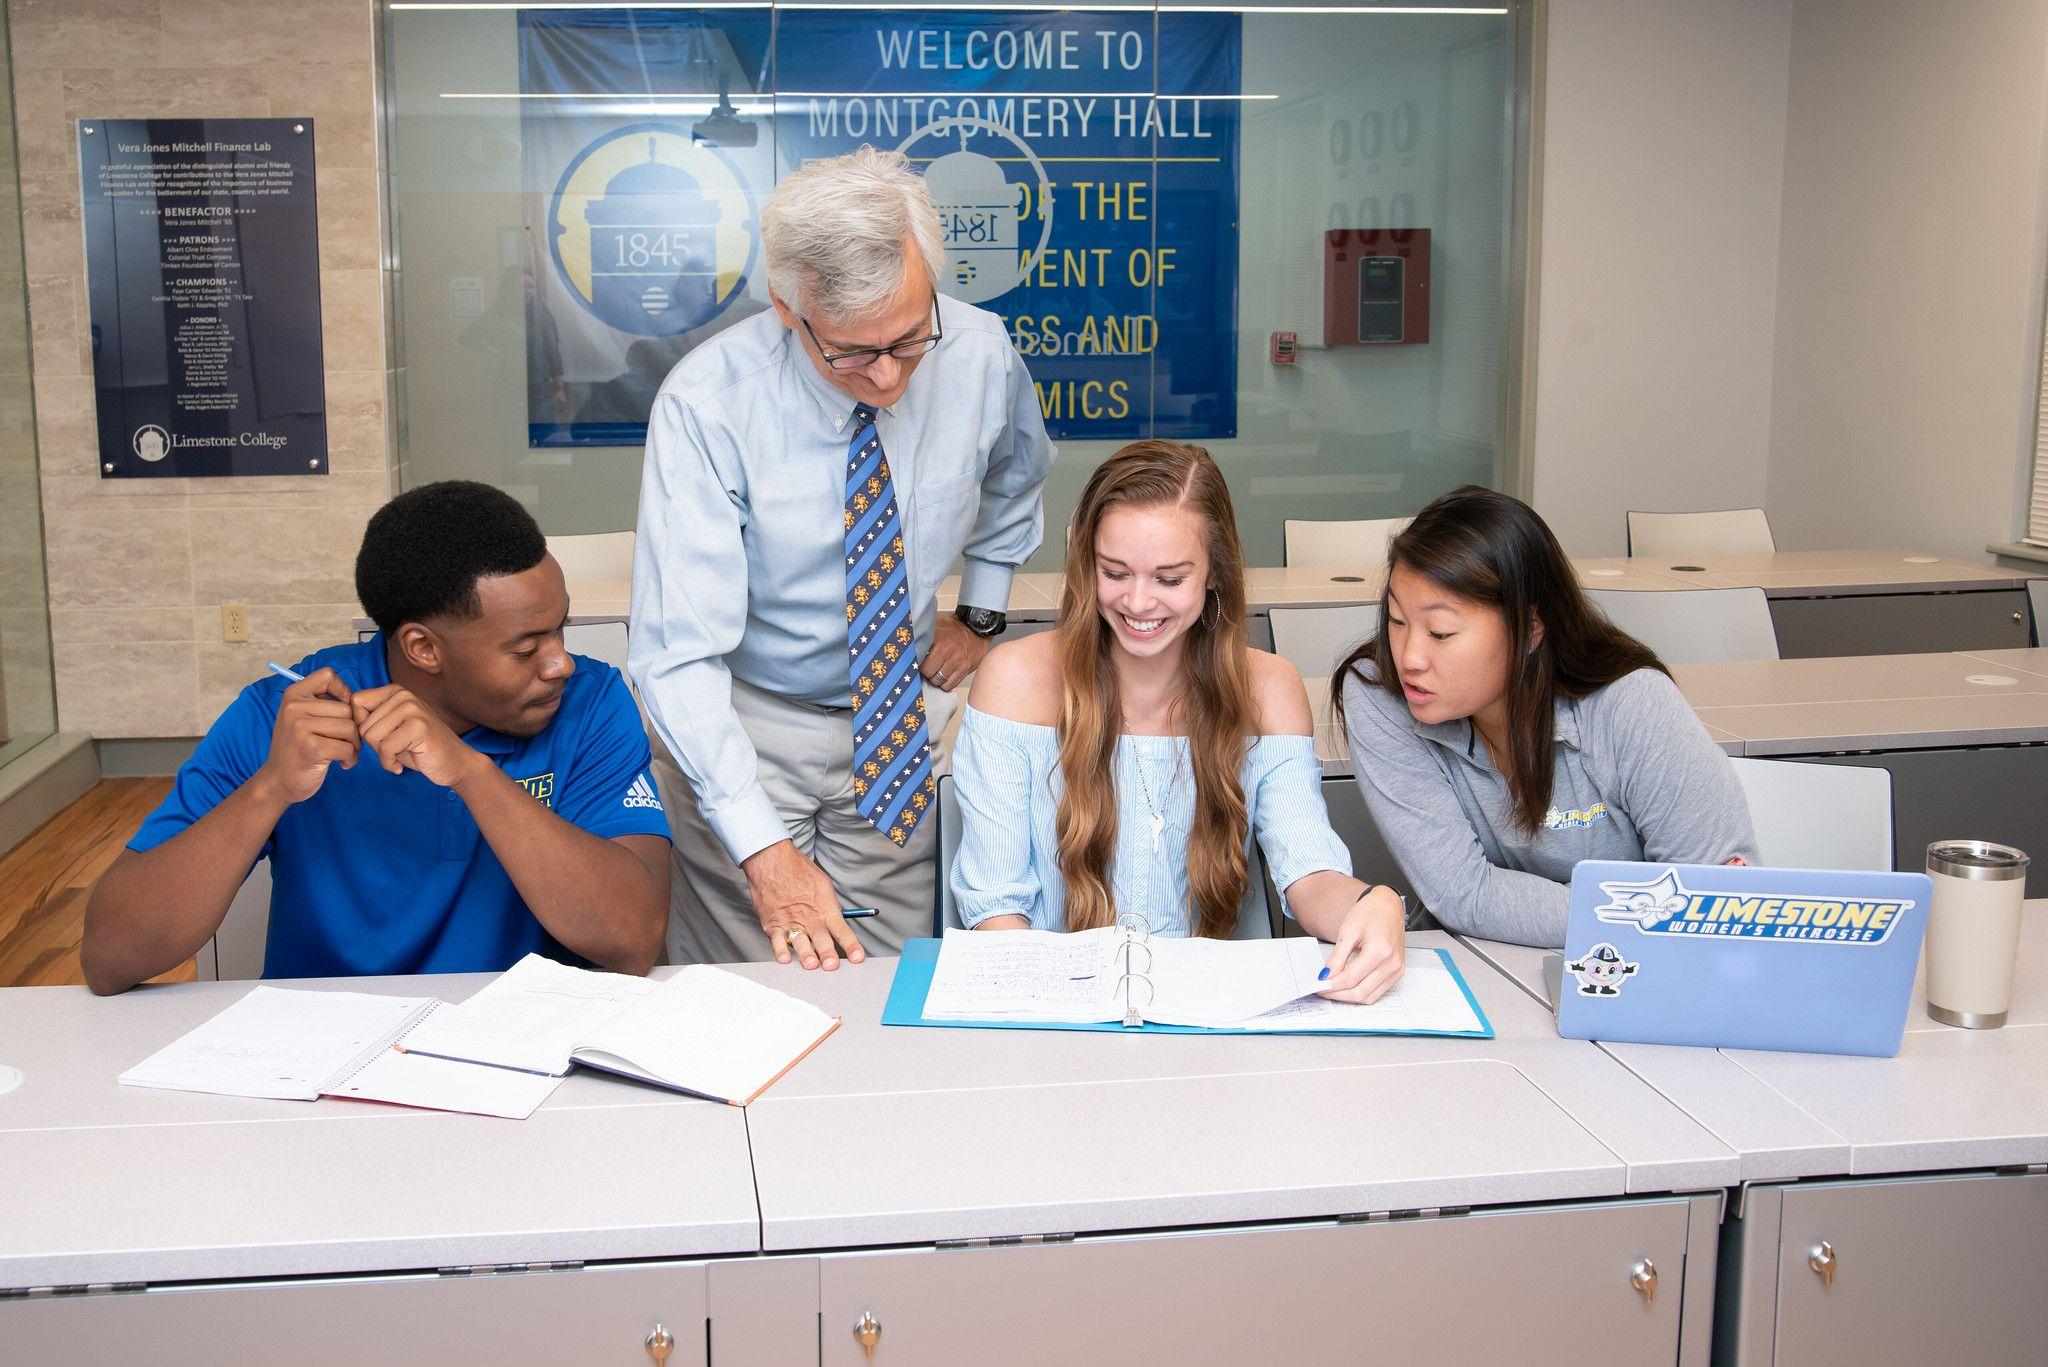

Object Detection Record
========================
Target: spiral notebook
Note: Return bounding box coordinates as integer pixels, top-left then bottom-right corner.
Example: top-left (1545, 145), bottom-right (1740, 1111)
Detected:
top-left (885, 926), bottom-right (1493, 1037)
top-left (117, 986), bottom-right (561, 1119)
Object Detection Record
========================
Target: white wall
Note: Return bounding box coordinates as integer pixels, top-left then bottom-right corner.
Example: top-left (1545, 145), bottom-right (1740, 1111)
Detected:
top-left (1765, 0), bottom-right (2048, 556)
top-left (1530, 0), bottom-right (1792, 556)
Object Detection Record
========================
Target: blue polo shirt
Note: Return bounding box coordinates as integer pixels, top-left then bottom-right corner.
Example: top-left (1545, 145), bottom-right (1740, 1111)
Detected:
top-left (130, 636), bottom-right (672, 979)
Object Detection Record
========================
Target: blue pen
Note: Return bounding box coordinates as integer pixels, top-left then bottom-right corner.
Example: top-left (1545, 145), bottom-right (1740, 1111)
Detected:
top-left (268, 662), bottom-right (305, 683)
top-left (842, 907), bottom-right (879, 920)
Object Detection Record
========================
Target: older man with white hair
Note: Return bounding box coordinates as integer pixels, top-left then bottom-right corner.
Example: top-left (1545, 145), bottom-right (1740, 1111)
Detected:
top-left (630, 146), bottom-right (1056, 970)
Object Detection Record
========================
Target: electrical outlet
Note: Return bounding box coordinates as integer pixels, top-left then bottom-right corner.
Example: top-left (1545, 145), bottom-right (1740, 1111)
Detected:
top-left (221, 602), bottom-right (250, 643)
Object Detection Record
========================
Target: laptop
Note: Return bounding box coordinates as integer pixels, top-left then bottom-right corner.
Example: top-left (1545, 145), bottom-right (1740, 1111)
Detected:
top-left (1550, 860), bottom-right (1931, 1057)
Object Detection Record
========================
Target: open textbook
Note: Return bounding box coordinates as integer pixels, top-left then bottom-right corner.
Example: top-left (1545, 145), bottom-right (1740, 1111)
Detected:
top-left (119, 958), bottom-right (839, 1118)
top-left (398, 954), bottom-right (840, 1105)
top-left (914, 925), bottom-right (1492, 1036)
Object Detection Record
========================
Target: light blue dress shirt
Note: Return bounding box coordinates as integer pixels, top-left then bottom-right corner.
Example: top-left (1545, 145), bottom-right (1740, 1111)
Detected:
top-left (949, 707), bottom-right (1355, 935)
top-left (630, 295), bottom-right (1056, 863)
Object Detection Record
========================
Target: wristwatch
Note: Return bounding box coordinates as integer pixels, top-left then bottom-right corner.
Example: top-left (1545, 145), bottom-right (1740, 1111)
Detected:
top-left (954, 605), bottom-right (1007, 638)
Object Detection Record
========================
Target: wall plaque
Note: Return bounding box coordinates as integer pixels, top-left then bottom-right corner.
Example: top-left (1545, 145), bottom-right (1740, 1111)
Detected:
top-left (80, 117), bottom-right (327, 478)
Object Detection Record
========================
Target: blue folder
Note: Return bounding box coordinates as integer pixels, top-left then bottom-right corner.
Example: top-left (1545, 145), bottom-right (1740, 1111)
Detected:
top-left (881, 937), bottom-right (1495, 1038)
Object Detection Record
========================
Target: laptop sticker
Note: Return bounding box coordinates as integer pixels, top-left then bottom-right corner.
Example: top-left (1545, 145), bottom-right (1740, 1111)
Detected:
top-left (1564, 942), bottom-right (1638, 997)
top-left (1593, 867), bottom-right (1910, 944)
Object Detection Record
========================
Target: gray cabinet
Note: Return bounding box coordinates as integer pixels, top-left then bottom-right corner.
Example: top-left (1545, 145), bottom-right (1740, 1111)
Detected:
top-left (1725, 1170), bottom-right (2048, 1366)
top-left (1769, 590), bottom-right (2030, 658)
top-left (811, 1196), bottom-right (1709, 1367)
top-left (4, 1260), bottom-right (709, 1367)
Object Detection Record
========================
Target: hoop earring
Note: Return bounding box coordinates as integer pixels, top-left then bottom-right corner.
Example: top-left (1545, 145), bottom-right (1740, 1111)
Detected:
top-left (1203, 589), bottom-right (1220, 631)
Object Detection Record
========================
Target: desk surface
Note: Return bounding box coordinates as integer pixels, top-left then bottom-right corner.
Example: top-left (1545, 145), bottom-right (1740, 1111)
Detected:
top-left (1458, 906), bottom-right (2048, 1183)
top-left (1619, 548), bottom-right (2031, 597)
top-left (1677, 650), bottom-right (2048, 755)
top-left (0, 972), bottom-right (761, 1289)
top-left (0, 936), bottom-right (1734, 1287)
top-left (741, 931), bottom-right (1734, 1250)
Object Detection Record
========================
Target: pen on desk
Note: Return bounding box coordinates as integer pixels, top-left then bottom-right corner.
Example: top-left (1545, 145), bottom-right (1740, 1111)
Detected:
top-left (268, 662), bottom-right (305, 684)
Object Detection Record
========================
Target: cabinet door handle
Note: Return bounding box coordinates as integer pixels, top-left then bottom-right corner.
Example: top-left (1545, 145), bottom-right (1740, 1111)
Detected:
top-left (1630, 1258), bottom-right (1658, 1305)
top-left (855, 1310), bottom-right (883, 1361)
top-left (1809, 1240), bottom-right (1837, 1288)
top-left (645, 1322), bottom-right (675, 1363)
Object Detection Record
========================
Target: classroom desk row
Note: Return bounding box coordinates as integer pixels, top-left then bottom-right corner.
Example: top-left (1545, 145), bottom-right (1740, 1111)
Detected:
top-left (427, 547), bottom-right (2033, 660)
top-left (1306, 648), bottom-right (2048, 897)
top-left (6, 916), bottom-right (2044, 1366)
top-left (936, 548), bottom-right (2036, 658)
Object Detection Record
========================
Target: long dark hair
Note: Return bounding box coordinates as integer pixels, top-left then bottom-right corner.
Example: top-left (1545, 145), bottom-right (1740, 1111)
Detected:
top-left (1333, 485), bottom-right (1668, 832)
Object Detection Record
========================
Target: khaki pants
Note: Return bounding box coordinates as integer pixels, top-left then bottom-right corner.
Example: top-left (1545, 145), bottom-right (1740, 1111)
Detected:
top-left (650, 677), bottom-right (960, 965)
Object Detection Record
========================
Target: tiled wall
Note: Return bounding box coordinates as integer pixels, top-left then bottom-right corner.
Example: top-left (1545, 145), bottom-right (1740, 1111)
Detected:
top-left (8, 0), bottom-right (391, 738)
top-left (0, 3), bottom-right (54, 756)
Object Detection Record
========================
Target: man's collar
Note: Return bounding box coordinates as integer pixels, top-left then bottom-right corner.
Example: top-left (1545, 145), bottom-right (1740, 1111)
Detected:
top-left (783, 319), bottom-right (917, 430)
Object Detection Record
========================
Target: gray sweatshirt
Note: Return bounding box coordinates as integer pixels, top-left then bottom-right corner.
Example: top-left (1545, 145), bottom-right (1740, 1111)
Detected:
top-left (1342, 667), bottom-right (1759, 948)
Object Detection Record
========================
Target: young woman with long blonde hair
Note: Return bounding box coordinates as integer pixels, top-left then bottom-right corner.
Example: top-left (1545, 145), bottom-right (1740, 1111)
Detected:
top-left (951, 441), bottom-right (1405, 1001)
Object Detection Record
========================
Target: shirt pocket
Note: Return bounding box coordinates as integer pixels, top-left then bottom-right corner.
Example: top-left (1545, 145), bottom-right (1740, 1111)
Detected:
top-left (911, 470), bottom-right (980, 591)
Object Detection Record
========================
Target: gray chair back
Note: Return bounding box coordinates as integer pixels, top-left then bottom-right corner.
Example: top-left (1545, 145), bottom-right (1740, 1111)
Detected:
top-left (1584, 586), bottom-right (1779, 663)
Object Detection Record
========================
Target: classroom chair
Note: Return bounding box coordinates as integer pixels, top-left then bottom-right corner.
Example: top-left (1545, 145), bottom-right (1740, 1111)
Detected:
top-left (933, 774), bottom-right (1276, 938)
top-left (1268, 604), bottom-right (1381, 682)
top-left (1282, 516), bottom-right (1409, 569)
top-left (1729, 757), bottom-right (1894, 870)
top-left (1584, 586), bottom-right (1779, 663)
top-left (1623, 507), bottom-right (1776, 558)
top-left (545, 530), bottom-right (636, 583)
top-left (2029, 579), bottom-right (2048, 647)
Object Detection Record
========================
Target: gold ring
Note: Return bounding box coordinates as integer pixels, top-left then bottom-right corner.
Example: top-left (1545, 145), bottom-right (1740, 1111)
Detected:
top-left (784, 926), bottom-right (804, 948)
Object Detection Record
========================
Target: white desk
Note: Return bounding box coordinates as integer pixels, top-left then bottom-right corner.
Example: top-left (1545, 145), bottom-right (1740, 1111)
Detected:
top-left (733, 931), bottom-right (1729, 1366)
top-left (1458, 910), bottom-right (2048, 1367)
top-left (3, 940), bottom-right (1730, 1366)
top-left (0, 972), bottom-right (760, 1292)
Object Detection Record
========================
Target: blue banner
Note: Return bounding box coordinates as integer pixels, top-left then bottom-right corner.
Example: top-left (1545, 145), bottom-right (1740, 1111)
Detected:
top-left (519, 8), bottom-right (1238, 446)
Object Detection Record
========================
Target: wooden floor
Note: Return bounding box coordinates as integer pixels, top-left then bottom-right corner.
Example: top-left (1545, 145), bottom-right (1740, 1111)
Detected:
top-left (0, 778), bottom-right (195, 988)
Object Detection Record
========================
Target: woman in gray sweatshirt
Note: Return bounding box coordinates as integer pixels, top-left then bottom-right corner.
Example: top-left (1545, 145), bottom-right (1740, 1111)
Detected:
top-left (1337, 486), bottom-right (1757, 948)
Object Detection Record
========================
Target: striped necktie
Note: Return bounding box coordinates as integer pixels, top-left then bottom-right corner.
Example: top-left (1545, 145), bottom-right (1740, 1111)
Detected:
top-left (843, 403), bottom-right (934, 844)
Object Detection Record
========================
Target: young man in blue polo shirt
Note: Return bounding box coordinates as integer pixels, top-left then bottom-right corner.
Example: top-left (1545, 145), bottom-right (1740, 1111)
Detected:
top-left (83, 482), bottom-right (672, 994)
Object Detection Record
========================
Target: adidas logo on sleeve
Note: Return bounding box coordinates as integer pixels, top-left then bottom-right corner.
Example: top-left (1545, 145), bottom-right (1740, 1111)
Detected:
top-left (622, 774), bottom-right (665, 812)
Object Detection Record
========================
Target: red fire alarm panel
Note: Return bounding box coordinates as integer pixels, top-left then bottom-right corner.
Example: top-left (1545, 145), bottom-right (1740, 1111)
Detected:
top-left (1323, 228), bottom-right (1430, 346)
top-left (1270, 330), bottom-right (1297, 365)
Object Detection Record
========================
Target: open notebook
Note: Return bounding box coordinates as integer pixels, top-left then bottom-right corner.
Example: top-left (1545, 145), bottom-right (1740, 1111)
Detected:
top-left (120, 959), bottom-right (840, 1118)
top-left (117, 987), bottom-right (563, 1119)
top-left (901, 925), bottom-right (1492, 1036)
top-left (397, 954), bottom-right (841, 1105)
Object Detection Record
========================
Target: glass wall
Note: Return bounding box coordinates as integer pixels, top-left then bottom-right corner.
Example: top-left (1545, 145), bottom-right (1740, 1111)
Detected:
top-left (385, 1), bottom-right (1522, 569)
top-left (0, 0), bottom-right (56, 772)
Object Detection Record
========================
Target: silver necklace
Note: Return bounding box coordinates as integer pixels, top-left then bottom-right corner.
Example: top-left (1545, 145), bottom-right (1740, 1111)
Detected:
top-left (1129, 742), bottom-right (1172, 854)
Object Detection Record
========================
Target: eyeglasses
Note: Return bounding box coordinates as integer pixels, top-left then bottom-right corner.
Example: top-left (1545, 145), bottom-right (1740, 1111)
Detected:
top-left (800, 303), bottom-right (944, 372)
